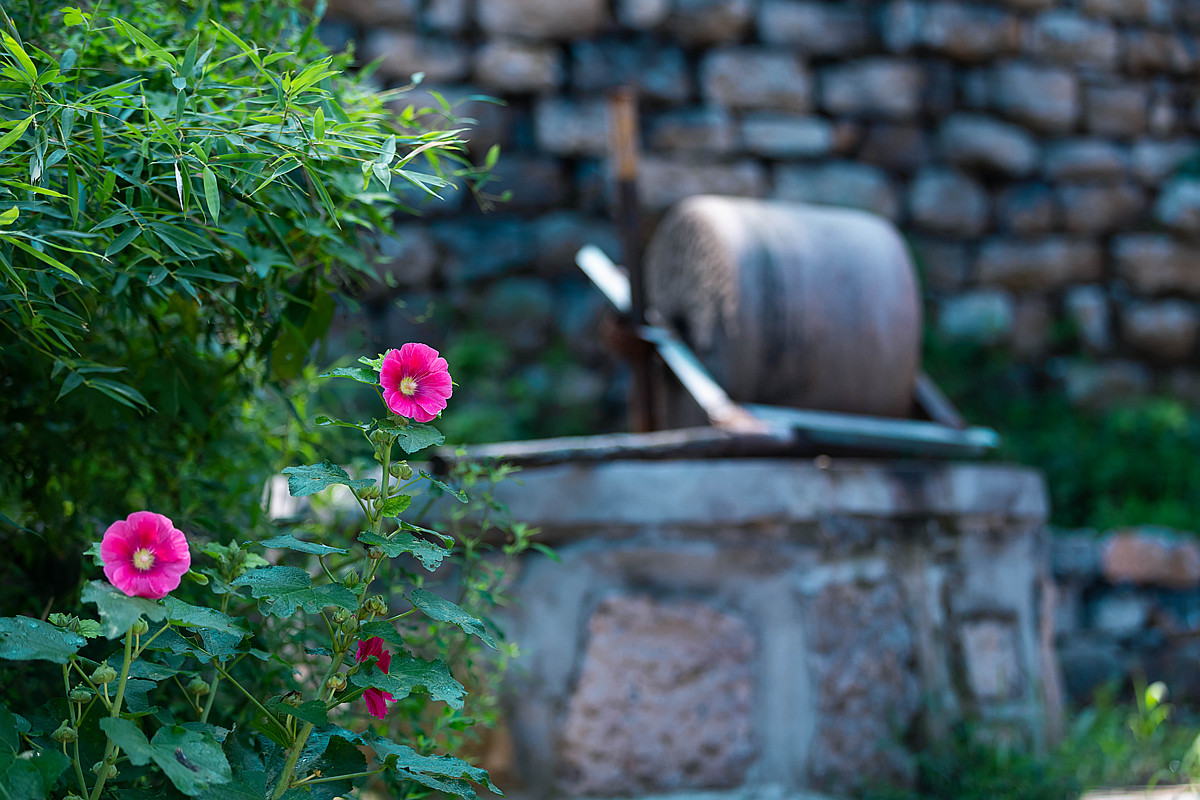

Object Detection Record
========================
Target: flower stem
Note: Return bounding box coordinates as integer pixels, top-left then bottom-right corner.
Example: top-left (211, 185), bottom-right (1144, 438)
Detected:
top-left (268, 650), bottom-right (349, 800)
top-left (294, 767), bottom-right (386, 786)
top-left (63, 664), bottom-right (89, 797)
top-left (89, 626), bottom-right (135, 800)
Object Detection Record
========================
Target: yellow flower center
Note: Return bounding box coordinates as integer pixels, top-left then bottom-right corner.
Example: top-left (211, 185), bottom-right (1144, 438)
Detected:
top-left (399, 376), bottom-right (418, 397)
top-left (132, 548), bottom-right (156, 571)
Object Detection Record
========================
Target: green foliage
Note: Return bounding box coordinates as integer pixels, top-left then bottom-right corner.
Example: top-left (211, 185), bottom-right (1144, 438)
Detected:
top-left (0, 616), bottom-right (85, 663)
top-left (925, 337), bottom-right (1200, 529)
top-left (0, 0), bottom-right (478, 620)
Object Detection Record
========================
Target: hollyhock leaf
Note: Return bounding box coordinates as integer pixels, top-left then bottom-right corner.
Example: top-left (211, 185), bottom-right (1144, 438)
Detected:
top-left (0, 616), bottom-right (86, 663)
top-left (258, 534), bottom-right (347, 556)
top-left (367, 734), bottom-right (499, 796)
top-left (349, 653), bottom-right (465, 709)
top-left (82, 580), bottom-right (167, 639)
top-left (121, 678), bottom-right (158, 713)
top-left (399, 520), bottom-right (454, 547)
top-left (76, 619), bottom-right (103, 639)
top-left (149, 725), bottom-right (233, 796)
top-left (377, 494), bottom-right (412, 517)
top-left (312, 415), bottom-right (366, 430)
top-left (2, 747), bottom-right (70, 798)
top-left (0, 704), bottom-right (20, 753)
top-left (391, 422), bottom-right (444, 454)
top-left (164, 597), bottom-right (249, 637)
top-left (420, 470), bottom-right (468, 503)
top-left (230, 566), bottom-right (357, 617)
top-left (195, 770), bottom-right (268, 800)
top-left (270, 699), bottom-right (327, 727)
top-left (318, 366), bottom-right (378, 384)
top-left (84, 541), bottom-right (104, 567)
top-left (358, 354), bottom-right (384, 371)
top-left (358, 621), bottom-right (405, 651)
top-left (409, 589), bottom-right (496, 649)
top-left (358, 531), bottom-right (448, 571)
top-left (281, 461), bottom-right (375, 498)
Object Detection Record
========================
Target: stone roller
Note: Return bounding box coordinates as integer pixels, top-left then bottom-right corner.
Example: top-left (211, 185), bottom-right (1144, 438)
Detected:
top-left (645, 195), bottom-right (923, 421)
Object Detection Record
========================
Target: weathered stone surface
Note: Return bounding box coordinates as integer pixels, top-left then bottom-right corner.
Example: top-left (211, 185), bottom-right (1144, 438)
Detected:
top-left (1053, 533), bottom-right (1101, 579)
top-left (1025, 11), bottom-right (1120, 70)
top-left (773, 162), bottom-right (900, 219)
top-left (939, 113), bottom-right (1038, 177)
top-left (1043, 139), bottom-right (1129, 181)
top-left (477, 278), bottom-right (557, 352)
top-left (961, 619), bottom-right (1025, 702)
top-left (1113, 234), bottom-right (1200, 295)
top-left (884, 1), bottom-right (1020, 62)
top-left (479, 0), bottom-right (608, 38)
top-left (378, 225), bottom-right (438, 289)
top-left (807, 581), bottom-right (918, 794)
top-left (473, 40), bottom-right (562, 93)
top-left (649, 108), bottom-right (737, 154)
top-left (1058, 183), bottom-right (1146, 234)
top-left (1061, 360), bottom-right (1152, 409)
top-left (740, 113), bottom-right (833, 158)
top-left (617, 0), bottom-right (671, 29)
top-left (572, 41), bottom-right (692, 103)
top-left (1065, 285), bottom-right (1113, 352)
top-left (1155, 178), bottom-right (1200, 235)
top-left (326, 0), bottom-right (415, 25)
top-left (976, 238), bottom-right (1102, 290)
top-left (1085, 83), bottom-right (1150, 138)
top-left (1058, 636), bottom-right (1124, 704)
top-left (997, 183), bottom-right (1059, 235)
top-left (317, 19), bottom-right (355, 53)
top-left (433, 219), bottom-right (535, 283)
top-left (1102, 530), bottom-right (1200, 588)
top-left (701, 49), bottom-right (811, 112)
top-left (1168, 369), bottom-right (1200, 406)
top-left (639, 158), bottom-right (768, 211)
top-left (1013, 295), bottom-right (1052, 358)
top-left (820, 58), bottom-right (925, 120)
top-left (669, 0), bottom-right (754, 46)
top-left (1125, 30), bottom-right (1194, 75)
top-left (1121, 299), bottom-right (1200, 361)
top-left (1131, 138), bottom-right (1197, 185)
top-left (424, 0), bottom-right (467, 32)
top-left (990, 62), bottom-right (1079, 132)
top-left (558, 596), bottom-right (754, 795)
top-left (759, 0), bottom-right (872, 56)
top-left (1081, 0), bottom-right (1172, 24)
top-left (534, 98), bottom-right (608, 156)
top-left (362, 31), bottom-right (469, 83)
top-left (485, 156), bottom-right (567, 211)
top-left (910, 237), bottom-right (969, 289)
top-left (909, 168), bottom-right (990, 236)
top-left (937, 290), bottom-right (1014, 344)
top-left (530, 213), bottom-right (619, 277)
top-left (1091, 590), bottom-right (1153, 638)
top-left (858, 124), bottom-right (930, 172)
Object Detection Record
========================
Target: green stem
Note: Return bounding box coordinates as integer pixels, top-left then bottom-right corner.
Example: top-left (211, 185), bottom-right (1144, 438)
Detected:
top-left (88, 627), bottom-right (134, 800)
top-left (133, 621), bottom-right (172, 657)
top-left (268, 651), bottom-right (349, 800)
top-left (200, 595), bottom-right (232, 724)
top-left (63, 664), bottom-right (89, 797)
top-left (212, 663), bottom-right (288, 741)
top-left (294, 767), bottom-right (386, 786)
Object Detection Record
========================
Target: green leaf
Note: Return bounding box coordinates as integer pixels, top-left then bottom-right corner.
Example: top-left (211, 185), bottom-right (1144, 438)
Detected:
top-left (384, 421), bottom-right (444, 454)
top-left (378, 494), bottom-right (412, 516)
top-left (0, 616), bottom-right (85, 663)
top-left (421, 470), bottom-right (468, 503)
top-left (358, 621), bottom-right (405, 651)
top-left (101, 718), bottom-right (232, 796)
top-left (105, 226), bottom-right (141, 257)
top-left (0, 117), bottom-right (33, 153)
top-left (312, 415), bottom-right (366, 430)
top-left (358, 531), bottom-right (448, 572)
top-left (409, 589), bottom-right (495, 648)
top-left (281, 461), bottom-right (375, 497)
top-left (367, 734), bottom-right (500, 798)
top-left (163, 596), bottom-right (248, 637)
top-left (318, 366), bottom-right (378, 384)
top-left (196, 771), bottom-right (268, 800)
top-left (0, 746), bottom-right (70, 800)
top-left (258, 534), bottom-right (347, 556)
top-left (202, 167), bottom-right (219, 223)
top-left (0, 207), bottom-right (18, 226)
top-left (0, 703), bottom-right (23, 754)
top-left (313, 106), bottom-right (325, 140)
top-left (82, 580), bottom-right (167, 639)
top-left (230, 566), bottom-right (357, 617)
top-left (270, 699), bottom-right (327, 727)
top-left (349, 652), bottom-right (465, 709)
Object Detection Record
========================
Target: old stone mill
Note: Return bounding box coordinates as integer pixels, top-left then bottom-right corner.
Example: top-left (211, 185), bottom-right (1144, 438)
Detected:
top-left (441, 139), bottom-right (1053, 797)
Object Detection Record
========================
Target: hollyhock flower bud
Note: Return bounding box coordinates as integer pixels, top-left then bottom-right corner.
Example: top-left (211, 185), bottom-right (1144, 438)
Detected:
top-left (91, 665), bottom-right (118, 685)
top-left (343, 571), bottom-right (360, 589)
top-left (69, 688), bottom-right (94, 703)
top-left (379, 343), bottom-right (453, 423)
top-left (130, 619), bottom-right (150, 636)
top-left (326, 674), bottom-right (346, 692)
top-left (389, 462), bottom-right (413, 480)
top-left (52, 722), bottom-right (78, 743)
top-left (340, 616), bottom-right (359, 635)
top-left (186, 678), bottom-right (210, 696)
top-left (356, 485), bottom-right (380, 500)
top-left (100, 511), bottom-right (190, 599)
top-left (365, 596), bottom-right (388, 617)
top-left (367, 547), bottom-right (385, 561)
top-left (91, 762), bottom-right (117, 779)
top-left (332, 608), bottom-right (351, 624)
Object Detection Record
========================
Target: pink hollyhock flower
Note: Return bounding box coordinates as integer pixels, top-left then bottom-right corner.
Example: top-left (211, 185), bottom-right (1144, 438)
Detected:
top-left (355, 636), bottom-right (396, 719)
top-left (100, 511), bottom-right (191, 600)
top-left (380, 343), bottom-right (452, 423)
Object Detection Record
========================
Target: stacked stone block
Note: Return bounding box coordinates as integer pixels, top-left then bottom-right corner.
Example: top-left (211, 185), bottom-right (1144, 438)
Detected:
top-left (323, 0), bottom-right (1200, 425)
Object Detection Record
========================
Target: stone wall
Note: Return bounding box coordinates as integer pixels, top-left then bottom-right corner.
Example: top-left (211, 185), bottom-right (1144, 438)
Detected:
top-left (482, 456), bottom-right (1050, 798)
top-left (1052, 526), bottom-right (1200, 705)
top-left (322, 0), bottom-right (1200, 430)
